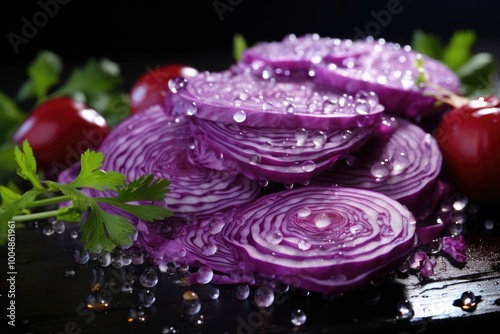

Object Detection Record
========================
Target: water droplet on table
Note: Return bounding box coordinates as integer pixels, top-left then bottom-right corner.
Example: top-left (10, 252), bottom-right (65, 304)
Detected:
top-left (290, 309), bottom-right (307, 326)
top-left (254, 285), bottom-right (275, 308)
top-left (182, 291), bottom-right (201, 315)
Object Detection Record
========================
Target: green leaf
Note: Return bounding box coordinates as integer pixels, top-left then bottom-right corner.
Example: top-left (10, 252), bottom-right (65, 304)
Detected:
top-left (51, 58), bottom-right (122, 98)
top-left (56, 205), bottom-right (83, 222)
top-left (22, 50), bottom-right (63, 102)
top-left (14, 140), bottom-right (45, 191)
top-left (442, 29), bottom-right (477, 71)
top-left (104, 202), bottom-right (172, 221)
top-left (456, 52), bottom-right (497, 97)
top-left (0, 92), bottom-right (26, 143)
top-left (411, 30), bottom-right (443, 60)
top-left (233, 33), bottom-right (248, 61)
top-left (0, 206), bottom-right (16, 245)
top-left (113, 174), bottom-right (170, 203)
top-left (79, 203), bottom-right (135, 252)
top-left (69, 150), bottom-right (125, 191)
top-left (85, 91), bottom-right (131, 127)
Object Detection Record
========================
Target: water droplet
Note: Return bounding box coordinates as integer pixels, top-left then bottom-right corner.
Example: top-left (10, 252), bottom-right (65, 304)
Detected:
top-left (191, 237), bottom-right (213, 257)
top-left (235, 284), bottom-right (250, 300)
top-left (168, 77), bottom-right (188, 93)
top-left (209, 287), bottom-right (220, 300)
top-left (355, 99), bottom-right (370, 115)
top-left (139, 289), bottom-right (156, 308)
top-left (74, 248), bottom-right (90, 265)
top-left (65, 270), bottom-right (76, 279)
top-left (341, 129), bottom-right (352, 140)
top-left (427, 238), bottom-right (442, 254)
top-left (233, 97), bottom-right (243, 107)
top-left (297, 207), bottom-right (312, 218)
top-left (162, 326), bottom-right (179, 334)
top-left (484, 219), bottom-right (495, 231)
top-left (208, 219), bottom-right (225, 234)
top-left (259, 179), bottom-right (269, 187)
top-left (86, 290), bottom-right (110, 311)
top-left (391, 152), bottom-right (410, 175)
top-left (314, 213), bottom-right (332, 228)
top-left (349, 224), bottom-right (363, 235)
top-left (127, 306), bottom-right (147, 323)
top-left (265, 230), bottom-right (283, 245)
top-left (396, 300), bottom-right (414, 319)
top-left (139, 267), bottom-right (159, 288)
top-left (290, 309), bottom-right (307, 326)
top-left (312, 132), bottom-right (327, 147)
top-left (70, 230), bottom-right (79, 239)
top-left (295, 128), bottom-right (308, 145)
top-left (459, 291), bottom-right (477, 310)
top-left (131, 250), bottom-right (144, 265)
top-left (286, 104), bottom-right (296, 114)
top-left (248, 154), bottom-right (261, 165)
top-left (99, 251), bottom-right (111, 267)
top-left (254, 285), bottom-right (275, 308)
top-left (322, 100), bottom-right (338, 113)
top-left (121, 283), bottom-right (133, 293)
top-left (42, 225), bottom-right (54, 236)
top-left (370, 161), bottom-right (390, 179)
top-left (183, 291), bottom-right (201, 315)
top-left (54, 221), bottom-right (66, 234)
top-left (301, 160), bottom-right (316, 172)
top-left (298, 238), bottom-right (311, 251)
top-left (452, 193), bottom-right (468, 211)
top-left (233, 110), bottom-right (247, 123)
top-left (121, 252), bottom-right (132, 266)
top-left (185, 102), bottom-right (197, 116)
top-left (195, 266), bottom-right (214, 284)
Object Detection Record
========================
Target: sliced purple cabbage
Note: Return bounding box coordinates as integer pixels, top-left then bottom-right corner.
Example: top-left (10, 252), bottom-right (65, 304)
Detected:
top-left (85, 104), bottom-right (262, 219)
top-left (241, 33), bottom-right (367, 76)
top-left (314, 38), bottom-right (460, 117)
top-left (311, 115), bottom-right (442, 221)
top-left (174, 68), bottom-right (384, 130)
top-left (218, 185), bottom-right (417, 294)
top-left (239, 34), bottom-right (459, 118)
top-left (188, 116), bottom-right (375, 185)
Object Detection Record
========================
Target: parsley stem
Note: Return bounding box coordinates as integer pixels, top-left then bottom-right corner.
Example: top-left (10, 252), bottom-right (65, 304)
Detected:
top-left (23, 195), bottom-right (71, 209)
top-left (11, 209), bottom-right (60, 222)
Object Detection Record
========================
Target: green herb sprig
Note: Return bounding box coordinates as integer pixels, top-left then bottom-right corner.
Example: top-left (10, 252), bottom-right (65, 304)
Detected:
top-left (0, 140), bottom-right (172, 252)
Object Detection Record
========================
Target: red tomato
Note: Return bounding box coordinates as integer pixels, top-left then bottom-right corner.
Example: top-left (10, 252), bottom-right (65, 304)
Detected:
top-left (435, 96), bottom-right (500, 203)
top-left (129, 64), bottom-right (199, 114)
top-left (13, 97), bottom-right (110, 174)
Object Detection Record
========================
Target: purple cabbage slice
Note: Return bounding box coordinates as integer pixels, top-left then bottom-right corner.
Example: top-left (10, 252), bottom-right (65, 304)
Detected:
top-left (174, 67), bottom-right (384, 131)
top-left (241, 33), bottom-right (368, 76)
top-left (314, 38), bottom-right (460, 117)
top-left (311, 115), bottom-right (442, 221)
top-left (85, 104), bottom-right (262, 220)
top-left (188, 116), bottom-right (374, 185)
top-left (218, 185), bottom-right (417, 294)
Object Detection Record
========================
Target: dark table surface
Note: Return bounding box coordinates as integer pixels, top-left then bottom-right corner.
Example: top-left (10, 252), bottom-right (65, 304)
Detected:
top-left (1, 204), bottom-right (499, 334)
top-left (2, 49), bottom-right (500, 334)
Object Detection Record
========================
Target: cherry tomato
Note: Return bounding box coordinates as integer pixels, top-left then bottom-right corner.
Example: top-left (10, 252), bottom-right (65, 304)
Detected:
top-left (129, 64), bottom-right (199, 114)
top-left (13, 97), bottom-right (110, 174)
top-left (435, 96), bottom-right (500, 203)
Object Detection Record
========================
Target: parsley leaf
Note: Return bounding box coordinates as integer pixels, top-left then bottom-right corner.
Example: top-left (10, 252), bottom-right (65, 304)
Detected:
top-left (1, 141), bottom-right (172, 252)
top-left (14, 140), bottom-right (45, 191)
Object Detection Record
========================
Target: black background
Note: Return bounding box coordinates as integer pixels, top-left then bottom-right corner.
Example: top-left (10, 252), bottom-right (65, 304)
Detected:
top-left (1, 0), bottom-right (500, 92)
